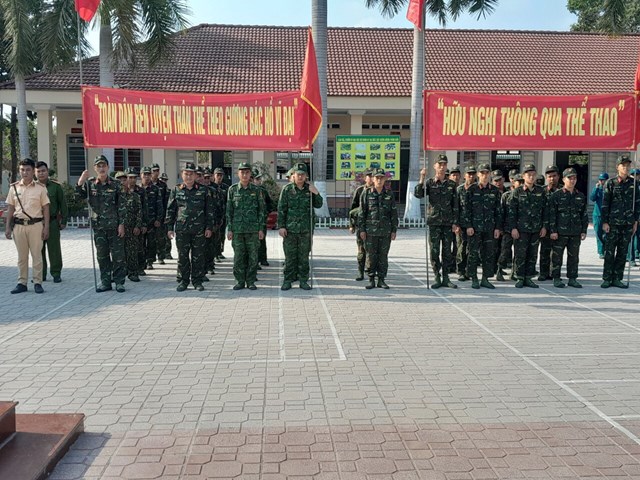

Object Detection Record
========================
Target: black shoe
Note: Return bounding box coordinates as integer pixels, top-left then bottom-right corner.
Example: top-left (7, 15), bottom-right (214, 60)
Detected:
top-left (377, 278), bottom-right (389, 289)
top-left (431, 275), bottom-right (442, 289)
top-left (158, 259), bottom-right (165, 265)
top-left (233, 283), bottom-right (245, 290)
top-left (34, 284), bottom-right (44, 294)
top-left (300, 282), bottom-right (312, 290)
top-left (442, 276), bottom-right (457, 289)
top-left (612, 279), bottom-right (628, 289)
top-left (218, 254), bottom-right (225, 259)
top-left (471, 277), bottom-right (480, 289)
top-left (128, 275), bottom-right (140, 282)
top-left (257, 265), bottom-right (262, 270)
top-left (202, 276), bottom-right (210, 282)
top-left (115, 283), bottom-right (125, 293)
top-left (480, 277), bottom-right (495, 289)
top-left (146, 263), bottom-right (154, 270)
top-left (281, 282), bottom-right (292, 291)
top-left (567, 279), bottom-right (582, 288)
top-left (260, 261), bottom-right (269, 266)
top-left (247, 283), bottom-right (257, 290)
top-left (176, 282), bottom-right (188, 292)
top-left (515, 279), bottom-right (524, 288)
top-left (496, 270), bottom-right (506, 282)
top-left (601, 280), bottom-right (611, 288)
top-left (139, 270), bottom-right (146, 276)
top-left (11, 284), bottom-right (27, 294)
top-left (365, 277), bottom-right (376, 289)
top-left (355, 269), bottom-right (365, 281)
top-left (194, 283), bottom-right (204, 291)
top-left (524, 278), bottom-right (539, 289)
top-left (53, 275), bottom-right (61, 283)
top-left (96, 283), bottom-right (112, 293)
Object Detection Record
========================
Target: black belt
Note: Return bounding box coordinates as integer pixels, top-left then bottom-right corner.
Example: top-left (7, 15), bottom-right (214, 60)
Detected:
top-left (13, 217), bottom-right (43, 225)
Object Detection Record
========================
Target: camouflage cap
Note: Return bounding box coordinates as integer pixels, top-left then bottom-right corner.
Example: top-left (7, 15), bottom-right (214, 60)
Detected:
top-left (237, 162), bottom-right (252, 170)
top-left (141, 166), bottom-right (152, 174)
top-left (214, 167), bottom-right (225, 175)
top-left (464, 165), bottom-right (477, 174)
top-left (294, 162), bottom-right (308, 174)
top-left (160, 172), bottom-right (168, 180)
top-left (151, 163), bottom-right (161, 170)
top-left (195, 166), bottom-right (204, 175)
top-left (372, 168), bottom-right (386, 177)
top-left (477, 163), bottom-right (490, 173)
top-left (449, 166), bottom-right (461, 174)
top-left (125, 167), bottom-right (139, 176)
top-left (617, 154), bottom-right (632, 165)
top-left (182, 162), bottom-right (196, 172)
top-left (363, 169), bottom-right (373, 177)
top-left (522, 163), bottom-right (536, 173)
top-left (94, 155), bottom-right (109, 166)
top-left (536, 174), bottom-right (545, 185)
top-left (513, 173), bottom-right (523, 182)
top-left (491, 169), bottom-right (503, 180)
top-left (436, 154), bottom-right (448, 164)
top-left (563, 167), bottom-right (577, 178)
top-left (285, 167), bottom-right (294, 178)
top-left (544, 164), bottom-right (559, 174)
top-left (508, 168), bottom-right (519, 179)
top-left (114, 171), bottom-right (125, 178)
top-left (203, 167), bottom-right (212, 176)
top-left (598, 172), bottom-right (609, 180)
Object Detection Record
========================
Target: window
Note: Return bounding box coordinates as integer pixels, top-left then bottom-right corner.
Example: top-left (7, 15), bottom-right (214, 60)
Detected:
top-left (275, 151), bottom-right (313, 179)
top-left (492, 150), bottom-right (522, 179)
top-left (114, 149), bottom-right (141, 171)
top-left (67, 136), bottom-right (86, 177)
top-left (326, 140), bottom-right (335, 179)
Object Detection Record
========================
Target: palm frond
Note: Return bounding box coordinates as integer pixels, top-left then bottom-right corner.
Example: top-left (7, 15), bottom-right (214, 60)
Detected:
top-left (108, 0), bottom-right (141, 69)
top-left (427, 0), bottom-right (448, 26)
top-left (364, 0), bottom-right (408, 19)
top-left (1, 0), bottom-right (37, 76)
top-left (39, 0), bottom-right (91, 71)
top-left (140, 0), bottom-right (190, 66)
top-left (601, 0), bottom-right (627, 34)
top-left (465, 0), bottom-right (498, 20)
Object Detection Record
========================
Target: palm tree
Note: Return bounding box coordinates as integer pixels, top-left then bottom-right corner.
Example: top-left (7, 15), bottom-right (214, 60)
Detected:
top-left (365, 0), bottom-right (497, 219)
top-left (311, 0), bottom-right (330, 217)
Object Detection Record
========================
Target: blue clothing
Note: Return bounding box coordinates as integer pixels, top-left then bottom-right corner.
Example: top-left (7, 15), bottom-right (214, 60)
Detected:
top-left (590, 185), bottom-right (605, 255)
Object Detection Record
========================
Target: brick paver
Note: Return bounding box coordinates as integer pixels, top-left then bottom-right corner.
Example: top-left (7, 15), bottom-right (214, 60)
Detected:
top-left (1, 227), bottom-right (640, 478)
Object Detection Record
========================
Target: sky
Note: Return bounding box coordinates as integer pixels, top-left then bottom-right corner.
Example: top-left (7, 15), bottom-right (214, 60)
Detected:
top-left (85, 0), bottom-right (578, 55)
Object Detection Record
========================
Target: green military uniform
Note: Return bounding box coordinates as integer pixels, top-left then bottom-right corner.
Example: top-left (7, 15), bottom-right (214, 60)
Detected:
top-left (507, 164), bottom-right (548, 288)
top-left (349, 174), bottom-right (371, 280)
top-left (204, 168), bottom-right (224, 274)
top-left (214, 167), bottom-right (229, 259)
top-left (497, 170), bottom-right (519, 280)
top-left (121, 171), bottom-right (144, 281)
top-left (41, 177), bottom-right (68, 282)
top-left (463, 164), bottom-right (502, 288)
top-left (538, 165), bottom-right (560, 281)
top-left (165, 162), bottom-right (214, 291)
top-left (76, 156), bottom-right (127, 292)
top-left (227, 163), bottom-right (266, 290)
top-left (127, 173), bottom-right (149, 274)
top-left (141, 167), bottom-right (164, 269)
top-left (414, 155), bottom-right (459, 288)
top-left (456, 167), bottom-right (475, 280)
top-left (152, 164), bottom-right (171, 261)
top-left (278, 163), bottom-right (323, 290)
top-left (358, 168), bottom-right (397, 289)
top-left (255, 171), bottom-right (275, 267)
top-left (549, 168), bottom-right (588, 287)
top-left (601, 155), bottom-right (640, 288)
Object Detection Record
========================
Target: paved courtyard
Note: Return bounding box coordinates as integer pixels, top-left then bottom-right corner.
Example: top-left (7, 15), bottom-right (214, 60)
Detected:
top-left (1, 227), bottom-right (640, 479)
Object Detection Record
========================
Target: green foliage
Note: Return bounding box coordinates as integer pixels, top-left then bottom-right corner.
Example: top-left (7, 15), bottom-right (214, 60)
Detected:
top-left (252, 161), bottom-right (281, 209)
top-left (364, 0), bottom-right (498, 25)
top-left (568, 0), bottom-right (640, 33)
top-left (61, 181), bottom-right (86, 216)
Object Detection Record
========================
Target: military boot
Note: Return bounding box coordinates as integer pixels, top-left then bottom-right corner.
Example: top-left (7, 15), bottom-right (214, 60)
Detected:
top-left (567, 278), bottom-right (582, 288)
top-left (515, 278), bottom-right (524, 288)
top-left (496, 269), bottom-right (506, 282)
top-left (431, 274), bottom-right (442, 289)
top-left (458, 273), bottom-right (470, 282)
top-left (524, 277), bottom-right (539, 288)
top-left (612, 279), bottom-right (628, 289)
top-left (553, 278), bottom-right (565, 288)
top-left (600, 280), bottom-right (611, 288)
top-left (355, 269), bottom-right (365, 281)
top-left (471, 276), bottom-right (480, 289)
top-left (442, 275), bottom-right (457, 289)
top-left (377, 277), bottom-right (389, 289)
top-left (481, 276), bottom-right (495, 289)
top-left (365, 276), bottom-right (376, 289)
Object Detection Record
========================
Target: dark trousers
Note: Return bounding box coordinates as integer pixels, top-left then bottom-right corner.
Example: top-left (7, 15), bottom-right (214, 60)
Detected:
top-left (283, 232), bottom-right (312, 282)
top-left (42, 219), bottom-right (62, 278)
top-left (551, 234), bottom-right (581, 279)
top-left (364, 234), bottom-right (392, 278)
top-left (456, 230), bottom-right (469, 274)
top-left (258, 228), bottom-right (268, 263)
top-left (498, 232), bottom-right (514, 269)
top-left (603, 224), bottom-right (634, 281)
top-left (466, 231), bottom-right (495, 278)
top-left (176, 230), bottom-right (206, 285)
top-left (144, 228), bottom-right (157, 264)
top-left (428, 225), bottom-right (454, 276)
top-left (356, 233), bottom-right (366, 273)
top-left (513, 232), bottom-right (540, 279)
top-left (232, 232), bottom-right (259, 285)
top-left (93, 228), bottom-right (125, 285)
top-left (539, 235), bottom-right (553, 277)
top-left (124, 229), bottom-right (141, 276)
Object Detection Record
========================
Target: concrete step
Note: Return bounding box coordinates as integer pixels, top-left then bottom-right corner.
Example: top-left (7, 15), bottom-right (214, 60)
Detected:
top-left (0, 413), bottom-right (84, 480)
top-left (0, 402), bottom-right (17, 446)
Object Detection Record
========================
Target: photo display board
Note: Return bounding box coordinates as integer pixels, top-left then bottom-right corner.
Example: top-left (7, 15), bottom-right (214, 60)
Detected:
top-left (335, 135), bottom-right (401, 180)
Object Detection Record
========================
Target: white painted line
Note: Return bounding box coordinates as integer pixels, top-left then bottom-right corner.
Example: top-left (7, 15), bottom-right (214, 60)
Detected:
top-left (499, 332), bottom-right (640, 337)
top-left (312, 280), bottom-right (347, 361)
top-left (526, 352), bottom-right (640, 357)
top-left (611, 414), bottom-right (640, 420)
top-left (394, 260), bottom-right (640, 446)
top-left (0, 286), bottom-right (94, 346)
top-left (563, 379), bottom-right (640, 385)
top-left (277, 242), bottom-right (286, 362)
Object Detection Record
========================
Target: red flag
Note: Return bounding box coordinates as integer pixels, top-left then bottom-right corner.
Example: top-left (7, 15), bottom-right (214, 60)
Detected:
top-left (300, 28), bottom-right (323, 146)
top-left (75, 0), bottom-right (100, 22)
top-left (406, 0), bottom-right (424, 30)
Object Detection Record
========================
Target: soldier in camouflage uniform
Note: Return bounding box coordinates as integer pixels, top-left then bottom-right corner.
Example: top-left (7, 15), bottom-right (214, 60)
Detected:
top-left (549, 168), bottom-right (588, 288)
top-left (358, 168), bottom-right (398, 289)
top-left (227, 162), bottom-right (266, 290)
top-left (122, 169), bottom-right (144, 282)
top-left (213, 167), bottom-right (229, 260)
top-left (538, 165), bottom-right (560, 281)
top-left (447, 166), bottom-right (461, 273)
top-left (507, 163), bottom-right (548, 288)
top-left (253, 170), bottom-right (275, 268)
top-left (278, 163), bottom-right (323, 290)
top-left (165, 162), bottom-right (214, 292)
top-left (464, 164), bottom-right (502, 289)
top-left (124, 168), bottom-right (150, 276)
top-left (497, 170), bottom-right (521, 281)
top-left (151, 164), bottom-right (171, 262)
top-left (349, 169), bottom-right (373, 281)
top-left (601, 155), bottom-right (640, 288)
top-left (141, 167), bottom-right (164, 274)
top-left (202, 168), bottom-right (224, 276)
top-left (77, 155), bottom-right (127, 292)
top-left (414, 154), bottom-right (459, 289)
top-left (456, 165), bottom-right (476, 281)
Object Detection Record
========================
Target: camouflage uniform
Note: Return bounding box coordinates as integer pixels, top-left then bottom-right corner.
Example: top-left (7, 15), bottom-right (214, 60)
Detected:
top-left (549, 180), bottom-right (588, 283)
top-left (130, 182), bottom-right (149, 273)
top-left (40, 178), bottom-right (68, 281)
top-left (152, 168), bottom-right (170, 261)
top-left (464, 180), bottom-right (502, 282)
top-left (456, 181), bottom-right (473, 278)
top-left (257, 181), bottom-right (275, 266)
top-left (414, 177), bottom-right (459, 283)
top-left (278, 178), bottom-right (323, 286)
top-left (227, 169), bottom-right (266, 288)
top-left (76, 165), bottom-right (127, 289)
top-left (214, 170), bottom-right (229, 259)
top-left (601, 158), bottom-right (640, 286)
top-left (507, 167), bottom-right (548, 284)
top-left (350, 182), bottom-right (370, 278)
top-left (165, 174), bottom-right (214, 288)
top-left (358, 172), bottom-right (398, 286)
top-left (141, 175), bottom-right (164, 267)
top-left (205, 179), bottom-right (225, 273)
top-left (121, 187), bottom-right (144, 279)
top-left (538, 181), bottom-right (560, 280)
top-left (497, 189), bottom-right (515, 273)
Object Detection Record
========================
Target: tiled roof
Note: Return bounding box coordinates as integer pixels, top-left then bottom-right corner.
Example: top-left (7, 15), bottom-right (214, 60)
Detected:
top-left (2, 25), bottom-right (639, 97)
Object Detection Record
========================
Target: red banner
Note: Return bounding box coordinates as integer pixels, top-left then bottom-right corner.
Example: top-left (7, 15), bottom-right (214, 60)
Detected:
top-left (424, 91), bottom-right (637, 151)
top-left (82, 86), bottom-right (319, 151)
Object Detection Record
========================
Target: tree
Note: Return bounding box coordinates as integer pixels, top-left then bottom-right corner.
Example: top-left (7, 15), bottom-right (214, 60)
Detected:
top-left (568, 0), bottom-right (640, 33)
top-left (311, 0), bottom-right (330, 217)
top-left (365, 0), bottom-right (497, 219)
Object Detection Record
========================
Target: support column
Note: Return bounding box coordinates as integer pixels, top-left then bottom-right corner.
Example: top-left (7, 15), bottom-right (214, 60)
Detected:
top-left (541, 151), bottom-right (554, 172)
top-left (36, 108), bottom-right (54, 164)
top-left (348, 110), bottom-right (365, 135)
top-left (151, 149), bottom-right (165, 171)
